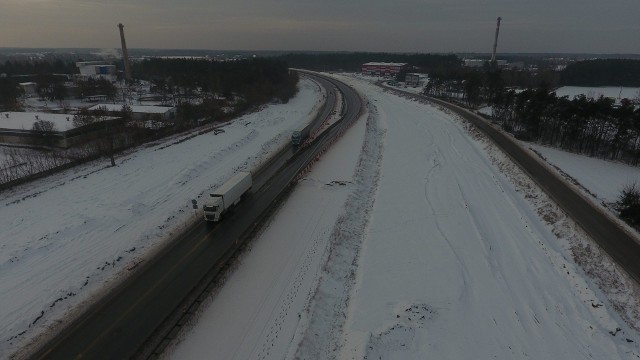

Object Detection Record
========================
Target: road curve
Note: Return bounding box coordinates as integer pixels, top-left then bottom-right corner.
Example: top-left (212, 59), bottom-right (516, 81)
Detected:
top-left (24, 73), bottom-right (362, 360)
top-left (379, 82), bottom-right (640, 285)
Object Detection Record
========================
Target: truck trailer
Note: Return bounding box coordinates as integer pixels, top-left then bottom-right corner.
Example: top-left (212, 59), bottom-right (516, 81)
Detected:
top-left (203, 171), bottom-right (252, 222)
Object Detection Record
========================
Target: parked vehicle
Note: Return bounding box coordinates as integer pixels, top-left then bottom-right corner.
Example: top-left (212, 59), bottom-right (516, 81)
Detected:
top-left (203, 172), bottom-right (252, 222)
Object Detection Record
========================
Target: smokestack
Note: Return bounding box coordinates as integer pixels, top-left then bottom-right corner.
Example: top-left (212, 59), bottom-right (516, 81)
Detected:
top-left (118, 23), bottom-right (132, 82)
top-left (491, 17), bottom-right (502, 64)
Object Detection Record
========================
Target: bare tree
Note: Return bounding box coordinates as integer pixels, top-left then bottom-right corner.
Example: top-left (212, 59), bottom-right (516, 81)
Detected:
top-left (72, 108), bottom-right (96, 128)
top-left (32, 120), bottom-right (57, 132)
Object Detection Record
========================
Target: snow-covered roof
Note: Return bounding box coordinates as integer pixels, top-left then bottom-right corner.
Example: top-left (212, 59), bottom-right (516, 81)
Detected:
top-left (362, 62), bottom-right (408, 67)
top-left (88, 104), bottom-right (175, 114)
top-left (0, 112), bottom-right (76, 131)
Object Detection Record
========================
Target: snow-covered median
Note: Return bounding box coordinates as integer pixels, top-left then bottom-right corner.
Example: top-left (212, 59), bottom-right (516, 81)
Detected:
top-left (0, 78), bottom-right (324, 358)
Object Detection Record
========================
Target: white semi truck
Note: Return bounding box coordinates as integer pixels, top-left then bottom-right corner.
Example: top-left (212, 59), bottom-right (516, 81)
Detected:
top-left (203, 171), bottom-right (252, 222)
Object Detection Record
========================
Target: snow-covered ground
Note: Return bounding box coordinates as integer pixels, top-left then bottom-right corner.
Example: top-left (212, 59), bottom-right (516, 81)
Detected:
top-left (528, 143), bottom-right (640, 204)
top-left (0, 78), bottom-right (324, 358)
top-left (167, 74), bottom-right (640, 359)
top-left (555, 86), bottom-right (640, 101)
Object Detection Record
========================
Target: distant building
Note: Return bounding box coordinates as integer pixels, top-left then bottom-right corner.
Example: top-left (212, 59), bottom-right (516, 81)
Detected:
top-left (18, 82), bottom-right (37, 97)
top-left (0, 111), bottom-right (118, 148)
top-left (76, 61), bottom-right (117, 81)
top-left (88, 104), bottom-right (177, 122)
top-left (361, 62), bottom-right (409, 77)
top-left (463, 59), bottom-right (507, 68)
top-left (405, 73), bottom-right (421, 87)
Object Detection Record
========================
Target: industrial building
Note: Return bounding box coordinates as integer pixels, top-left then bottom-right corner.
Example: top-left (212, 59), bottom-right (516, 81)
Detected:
top-left (76, 61), bottom-right (117, 81)
top-left (0, 111), bottom-right (118, 148)
top-left (361, 62), bottom-right (409, 77)
top-left (88, 104), bottom-right (177, 122)
top-left (405, 73), bottom-right (427, 87)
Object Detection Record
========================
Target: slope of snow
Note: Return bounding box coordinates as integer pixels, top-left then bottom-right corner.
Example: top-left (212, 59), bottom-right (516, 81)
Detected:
top-left (528, 143), bottom-right (640, 204)
top-left (167, 74), bottom-right (640, 359)
top-left (0, 78), bottom-right (324, 358)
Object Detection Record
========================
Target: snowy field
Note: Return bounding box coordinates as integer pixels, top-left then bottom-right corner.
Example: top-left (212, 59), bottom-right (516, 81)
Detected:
top-left (528, 143), bottom-right (640, 204)
top-left (555, 86), bottom-right (640, 101)
top-left (167, 74), bottom-right (640, 359)
top-left (0, 77), bottom-right (324, 358)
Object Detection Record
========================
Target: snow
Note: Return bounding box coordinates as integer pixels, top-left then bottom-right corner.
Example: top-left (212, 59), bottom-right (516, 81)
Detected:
top-left (87, 104), bottom-right (175, 114)
top-left (477, 105), bottom-right (493, 116)
top-left (555, 86), bottom-right (640, 101)
top-left (0, 112), bottom-right (77, 131)
top-left (0, 78), bottom-right (324, 358)
top-left (6, 71), bottom-right (640, 359)
top-left (166, 73), bottom-right (640, 359)
top-left (527, 143), bottom-right (640, 204)
top-left (385, 81), bottom-right (425, 95)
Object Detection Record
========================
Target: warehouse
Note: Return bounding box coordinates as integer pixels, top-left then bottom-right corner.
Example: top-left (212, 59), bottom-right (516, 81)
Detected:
top-left (88, 104), bottom-right (177, 122)
top-left (76, 61), bottom-right (117, 81)
top-left (361, 62), bottom-right (409, 77)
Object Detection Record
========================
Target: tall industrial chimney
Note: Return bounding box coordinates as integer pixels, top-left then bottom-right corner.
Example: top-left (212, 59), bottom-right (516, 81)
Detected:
top-left (118, 23), bottom-right (132, 82)
top-left (491, 17), bottom-right (502, 65)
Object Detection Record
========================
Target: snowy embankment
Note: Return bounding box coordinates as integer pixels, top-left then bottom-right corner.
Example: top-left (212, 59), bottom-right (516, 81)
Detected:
top-left (528, 143), bottom-right (640, 205)
top-left (0, 78), bottom-right (324, 358)
top-left (167, 73), bottom-right (640, 360)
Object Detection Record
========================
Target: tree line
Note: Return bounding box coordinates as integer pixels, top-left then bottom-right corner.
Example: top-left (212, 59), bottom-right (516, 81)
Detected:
top-left (132, 57), bottom-right (299, 118)
top-left (422, 64), bottom-right (640, 227)
top-left (490, 89), bottom-right (640, 163)
top-left (425, 67), bottom-right (640, 164)
top-left (0, 59), bottom-right (78, 76)
top-left (561, 59), bottom-right (640, 87)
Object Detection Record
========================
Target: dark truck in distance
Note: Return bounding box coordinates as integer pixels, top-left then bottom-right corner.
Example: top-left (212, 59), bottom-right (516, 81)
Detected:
top-left (291, 130), bottom-right (305, 146)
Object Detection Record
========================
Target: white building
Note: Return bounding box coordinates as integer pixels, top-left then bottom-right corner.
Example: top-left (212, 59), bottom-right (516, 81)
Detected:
top-left (88, 104), bottom-right (177, 122)
top-left (76, 61), bottom-right (117, 81)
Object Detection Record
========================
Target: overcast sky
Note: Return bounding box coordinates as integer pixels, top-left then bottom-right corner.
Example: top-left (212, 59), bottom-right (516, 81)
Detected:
top-left (3, 0), bottom-right (640, 54)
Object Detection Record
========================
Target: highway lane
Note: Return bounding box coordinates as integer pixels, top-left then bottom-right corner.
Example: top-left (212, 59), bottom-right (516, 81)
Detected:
top-left (26, 72), bottom-right (362, 360)
top-left (253, 73), bottom-right (338, 191)
top-left (379, 83), bottom-right (640, 284)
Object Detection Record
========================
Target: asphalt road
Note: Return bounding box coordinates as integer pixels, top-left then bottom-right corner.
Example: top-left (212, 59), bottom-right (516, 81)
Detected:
top-left (26, 72), bottom-right (362, 360)
top-left (380, 83), bottom-right (640, 284)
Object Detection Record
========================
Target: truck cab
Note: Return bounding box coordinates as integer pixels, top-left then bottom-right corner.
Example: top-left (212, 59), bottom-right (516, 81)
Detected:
top-left (203, 195), bottom-right (224, 222)
top-left (291, 131), bottom-right (302, 146)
